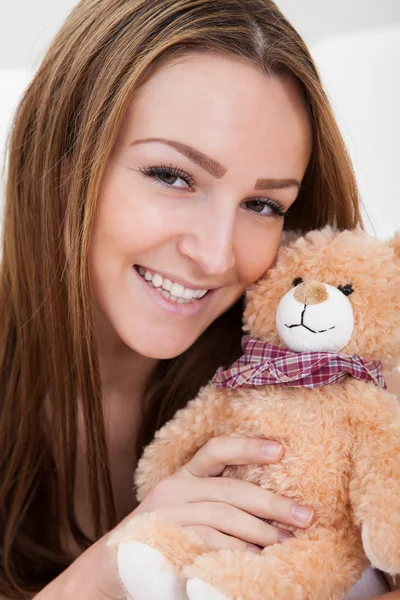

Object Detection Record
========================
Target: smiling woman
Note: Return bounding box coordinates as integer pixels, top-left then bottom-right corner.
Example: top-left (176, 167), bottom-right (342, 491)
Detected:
top-left (89, 54), bottom-right (311, 360)
top-left (1, 1), bottom-right (394, 599)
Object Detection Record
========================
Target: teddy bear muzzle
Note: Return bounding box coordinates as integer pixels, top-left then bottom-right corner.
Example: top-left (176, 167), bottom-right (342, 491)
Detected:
top-left (276, 280), bottom-right (355, 353)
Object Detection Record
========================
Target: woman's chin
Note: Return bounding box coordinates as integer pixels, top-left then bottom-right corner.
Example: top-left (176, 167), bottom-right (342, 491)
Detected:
top-left (119, 328), bottom-right (200, 360)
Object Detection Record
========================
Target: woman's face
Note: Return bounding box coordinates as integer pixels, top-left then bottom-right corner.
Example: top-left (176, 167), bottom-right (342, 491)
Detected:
top-left (89, 53), bottom-right (312, 359)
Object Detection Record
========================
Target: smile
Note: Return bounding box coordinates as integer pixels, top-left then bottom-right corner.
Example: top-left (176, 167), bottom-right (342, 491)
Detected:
top-left (134, 265), bottom-right (209, 304)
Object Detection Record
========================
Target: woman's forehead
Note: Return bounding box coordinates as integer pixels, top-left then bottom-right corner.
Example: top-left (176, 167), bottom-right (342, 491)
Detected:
top-left (119, 52), bottom-right (312, 180)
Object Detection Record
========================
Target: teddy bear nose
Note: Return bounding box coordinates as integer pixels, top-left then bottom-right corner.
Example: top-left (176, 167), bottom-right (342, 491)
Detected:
top-left (293, 280), bottom-right (328, 305)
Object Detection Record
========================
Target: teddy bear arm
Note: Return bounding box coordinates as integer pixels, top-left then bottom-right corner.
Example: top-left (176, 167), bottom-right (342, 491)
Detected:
top-left (349, 400), bottom-right (400, 575)
top-left (135, 386), bottom-right (231, 500)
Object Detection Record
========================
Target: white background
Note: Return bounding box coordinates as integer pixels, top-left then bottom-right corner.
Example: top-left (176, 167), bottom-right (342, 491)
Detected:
top-left (0, 0), bottom-right (399, 68)
top-left (0, 0), bottom-right (399, 238)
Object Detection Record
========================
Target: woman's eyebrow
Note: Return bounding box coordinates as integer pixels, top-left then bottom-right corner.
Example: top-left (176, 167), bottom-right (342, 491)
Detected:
top-left (131, 137), bottom-right (226, 178)
top-left (130, 137), bottom-right (300, 190)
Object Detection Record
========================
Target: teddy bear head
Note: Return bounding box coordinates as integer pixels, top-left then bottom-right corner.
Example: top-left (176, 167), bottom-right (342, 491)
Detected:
top-left (243, 226), bottom-right (400, 371)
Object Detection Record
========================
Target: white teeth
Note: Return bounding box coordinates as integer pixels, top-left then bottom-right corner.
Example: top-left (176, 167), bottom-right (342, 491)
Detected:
top-left (136, 266), bottom-right (209, 304)
top-left (152, 273), bottom-right (163, 288)
top-left (162, 278), bottom-right (172, 292)
top-left (183, 288), bottom-right (195, 300)
top-left (170, 282), bottom-right (185, 297)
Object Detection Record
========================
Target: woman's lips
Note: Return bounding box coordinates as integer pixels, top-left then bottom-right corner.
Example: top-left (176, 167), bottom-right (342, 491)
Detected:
top-left (133, 265), bottom-right (217, 317)
top-left (134, 264), bottom-right (212, 293)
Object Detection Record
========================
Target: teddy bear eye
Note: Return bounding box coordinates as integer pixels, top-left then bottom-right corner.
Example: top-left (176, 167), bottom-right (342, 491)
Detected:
top-left (337, 283), bottom-right (354, 296)
top-left (292, 277), bottom-right (303, 287)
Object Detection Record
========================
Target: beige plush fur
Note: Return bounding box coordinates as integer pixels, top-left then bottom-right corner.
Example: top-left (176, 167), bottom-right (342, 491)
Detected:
top-left (108, 227), bottom-right (400, 600)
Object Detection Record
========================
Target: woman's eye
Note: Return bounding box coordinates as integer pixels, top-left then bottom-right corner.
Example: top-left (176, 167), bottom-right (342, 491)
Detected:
top-left (139, 164), bottom-right (194, 190)
top-left (139, 167), bottom-right (286, 219)
top-left (157, 172), bottom-right (188, 189)
top-left (242, 198), bottom-right (286, 218)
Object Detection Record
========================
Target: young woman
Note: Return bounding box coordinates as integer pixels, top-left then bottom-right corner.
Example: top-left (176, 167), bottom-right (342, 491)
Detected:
top-left (1, 0), bottom-right (399, 598)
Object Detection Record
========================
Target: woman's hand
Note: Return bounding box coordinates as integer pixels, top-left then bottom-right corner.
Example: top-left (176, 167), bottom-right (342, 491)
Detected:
top-left (127, 436), bottom-right (314, 553)
top-left (35, 437), bottom-right (314, 599)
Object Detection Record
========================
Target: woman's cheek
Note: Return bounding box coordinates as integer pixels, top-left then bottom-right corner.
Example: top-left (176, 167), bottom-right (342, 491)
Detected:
top-left (235, 218), bottom-right (284, 285)
top-left (96, 184), bottom-right (169, 258)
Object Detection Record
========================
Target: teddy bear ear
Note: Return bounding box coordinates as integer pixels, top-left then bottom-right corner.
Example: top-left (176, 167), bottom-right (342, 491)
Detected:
top-left (389, 232), bottom-right (400, 263)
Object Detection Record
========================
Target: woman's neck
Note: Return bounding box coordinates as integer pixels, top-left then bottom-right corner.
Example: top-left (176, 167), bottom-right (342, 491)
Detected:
top-left (94, 305), bottom-right (159, 407)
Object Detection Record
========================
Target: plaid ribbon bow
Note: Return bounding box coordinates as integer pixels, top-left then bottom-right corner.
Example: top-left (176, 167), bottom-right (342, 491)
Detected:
top-left (211, 335), bottom-right (386, 390)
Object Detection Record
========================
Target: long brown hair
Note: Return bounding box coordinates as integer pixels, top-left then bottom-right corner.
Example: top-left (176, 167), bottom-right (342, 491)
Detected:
top-left (0, 0), bottom-right (361, 596)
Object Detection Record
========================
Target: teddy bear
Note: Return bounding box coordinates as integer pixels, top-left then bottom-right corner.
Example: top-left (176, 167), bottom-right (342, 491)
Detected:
top-left (107, 226), bottom-right (400, 600)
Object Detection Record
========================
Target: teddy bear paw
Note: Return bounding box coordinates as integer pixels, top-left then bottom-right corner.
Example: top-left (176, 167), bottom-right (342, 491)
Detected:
top-left (117, 540), bottom-right (188, 600)
top-left (187, 578), bottom-right (231, 600)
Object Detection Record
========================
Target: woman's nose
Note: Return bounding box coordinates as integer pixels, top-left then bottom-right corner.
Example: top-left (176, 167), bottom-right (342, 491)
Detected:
top-left (178, 208), bottom-right (236, 276)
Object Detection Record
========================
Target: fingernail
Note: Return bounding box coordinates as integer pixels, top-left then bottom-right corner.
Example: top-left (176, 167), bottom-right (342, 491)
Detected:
top-left (279, 530), bottom-right (295, 543)
top-left (247, 544), bottom-right (262, 554)
top-left (291, 505), bottom-right (314, 524)
top-left (261, 441), bottom-right (282, 458)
